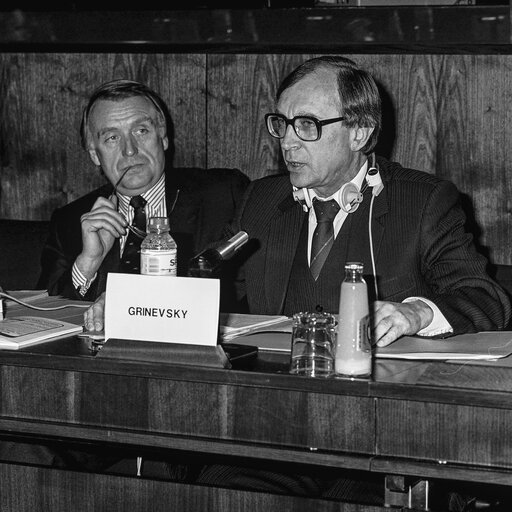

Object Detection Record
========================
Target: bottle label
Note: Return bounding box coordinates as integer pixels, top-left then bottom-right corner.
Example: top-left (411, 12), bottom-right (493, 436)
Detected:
top-left (141, 249), bottom-right (177, 276)
top-left (357, 314), bottom-right (371, 350)
top-left (335, 313), bottom-right (371, 377)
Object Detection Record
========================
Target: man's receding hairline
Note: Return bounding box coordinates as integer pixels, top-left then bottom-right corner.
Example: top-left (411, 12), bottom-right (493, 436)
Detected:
top-left (280, 65), bottom-right (343, 114)
top-left (89, 95), bottom-right (163, 118)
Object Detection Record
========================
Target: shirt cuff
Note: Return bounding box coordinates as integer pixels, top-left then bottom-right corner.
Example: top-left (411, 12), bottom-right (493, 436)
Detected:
top-left (72, 262), bottom-right (97, 297)
top-left (402, 296), bottom-right (453, 337)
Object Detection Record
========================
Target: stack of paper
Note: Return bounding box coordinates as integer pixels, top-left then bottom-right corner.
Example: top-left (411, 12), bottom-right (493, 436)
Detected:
top-left (3, 290), bottom-right (49, 304)
top-left (223, 322), bottom-right (512, 362)
top-left (375, 332), bottom-right (512, 361)
top-left (219, 313), bottom-right (291, 342)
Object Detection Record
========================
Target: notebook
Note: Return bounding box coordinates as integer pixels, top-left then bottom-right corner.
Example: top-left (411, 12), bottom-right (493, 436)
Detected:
top-left (0, 316), bottom-right (83, 350)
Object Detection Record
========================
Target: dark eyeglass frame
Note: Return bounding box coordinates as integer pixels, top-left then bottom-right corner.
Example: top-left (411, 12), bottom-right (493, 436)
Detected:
top-left (265, 113), bottom-right (346, 142)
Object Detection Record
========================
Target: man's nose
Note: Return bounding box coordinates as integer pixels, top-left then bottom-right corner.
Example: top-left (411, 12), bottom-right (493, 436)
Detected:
top-left (123, 135), bottom-right (138, 157)
top-left (280, 124), bottom-right (301, 151)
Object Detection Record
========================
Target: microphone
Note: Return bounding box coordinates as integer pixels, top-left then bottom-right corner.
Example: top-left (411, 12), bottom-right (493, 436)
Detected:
top-left (188, 231), bottom-right (249, 278)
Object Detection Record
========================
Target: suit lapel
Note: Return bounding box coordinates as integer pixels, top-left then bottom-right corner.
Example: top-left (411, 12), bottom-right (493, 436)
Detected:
top-left (164, 177), bottom-right (190, 230)
top-left (264, 195), bottom-right (306, 314)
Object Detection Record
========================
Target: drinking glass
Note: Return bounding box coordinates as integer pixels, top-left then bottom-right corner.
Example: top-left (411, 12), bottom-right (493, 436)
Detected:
top-left (289, 311), bottom-right (336, 377)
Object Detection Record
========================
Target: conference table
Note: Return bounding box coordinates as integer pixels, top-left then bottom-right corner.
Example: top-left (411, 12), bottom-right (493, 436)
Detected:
top-left (1, 295), bottom-right (512, 511)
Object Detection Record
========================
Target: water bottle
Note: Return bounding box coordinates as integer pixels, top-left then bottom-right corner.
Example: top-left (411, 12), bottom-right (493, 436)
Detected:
top-left (335, 262), bottom-right (372, 377)
top-left (140, 217), bottom-right (177, 276)
top-left (188, 231), bottom-right (248, 278)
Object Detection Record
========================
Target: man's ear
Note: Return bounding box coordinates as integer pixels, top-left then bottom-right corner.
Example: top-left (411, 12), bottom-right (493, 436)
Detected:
top-left (157, 120), bottom-right (169, 151)
top-left (350, 126), bottom-right (374, 152)
top-left (88, 148), bottom-right (101, 167)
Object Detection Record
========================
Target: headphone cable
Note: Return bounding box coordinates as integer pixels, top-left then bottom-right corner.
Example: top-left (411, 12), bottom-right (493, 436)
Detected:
top-left (368, 194), bottom-right (379, 300)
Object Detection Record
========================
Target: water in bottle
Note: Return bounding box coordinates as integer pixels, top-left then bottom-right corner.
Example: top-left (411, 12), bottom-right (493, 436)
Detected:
top-left (140, 217), bottom-right (177, 276)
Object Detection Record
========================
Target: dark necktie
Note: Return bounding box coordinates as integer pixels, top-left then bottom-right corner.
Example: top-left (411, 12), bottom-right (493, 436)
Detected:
top-left (310, 197), bottom-right (340, 281)
top-left (119, 195), bottom-right (147, 274)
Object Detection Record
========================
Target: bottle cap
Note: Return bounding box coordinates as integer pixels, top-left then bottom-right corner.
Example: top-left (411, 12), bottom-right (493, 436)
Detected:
top-left (345, 262), bottom-right (363, 271)
top-left (148, 216), bottom-right (169, 232)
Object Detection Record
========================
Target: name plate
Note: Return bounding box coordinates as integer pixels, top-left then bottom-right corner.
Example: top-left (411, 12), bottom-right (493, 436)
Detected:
top-left (104, 273), bottom-right (220, 346)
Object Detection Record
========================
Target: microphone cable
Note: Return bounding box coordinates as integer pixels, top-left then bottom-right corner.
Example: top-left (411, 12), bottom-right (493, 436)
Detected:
top-left (0, 291), bottom-right (90, 312)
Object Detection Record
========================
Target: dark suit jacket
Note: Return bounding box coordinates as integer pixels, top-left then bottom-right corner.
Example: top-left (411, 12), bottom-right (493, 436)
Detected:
top-left (231, 157), bottom-right (511, 334)
top-left (38, 167), bottom-right (250, 301)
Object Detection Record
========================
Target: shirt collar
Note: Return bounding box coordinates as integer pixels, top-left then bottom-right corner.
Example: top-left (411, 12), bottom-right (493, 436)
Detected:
top-left (117, 173), bottom-right (165, 213)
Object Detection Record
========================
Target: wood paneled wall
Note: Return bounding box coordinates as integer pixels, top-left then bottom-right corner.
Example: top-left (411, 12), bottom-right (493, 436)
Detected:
top-left (1, 52), bottom-right (511, 264)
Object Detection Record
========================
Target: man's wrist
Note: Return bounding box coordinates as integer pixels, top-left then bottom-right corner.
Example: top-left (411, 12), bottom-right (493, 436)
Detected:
top-left (403, 296), bottom-right (453, 337)
top-left (72, 260), bottom-right (98, 297)
top-left (410, 299), bottom-right (434, 330)
top-left (75, 253), bottom-right (101, 280)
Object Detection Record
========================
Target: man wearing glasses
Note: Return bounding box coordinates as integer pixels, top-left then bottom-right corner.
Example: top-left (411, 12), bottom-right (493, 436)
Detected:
top-left (187, 56), bottom-right (512, 505)
top-left (227, 55), bottom-right (510, 349)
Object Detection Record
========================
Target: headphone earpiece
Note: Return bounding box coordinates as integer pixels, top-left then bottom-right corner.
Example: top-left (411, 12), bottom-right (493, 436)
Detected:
top-left (292, 186), bottom-right (312, 212)
top-left (292, 153), bottom-right (383, 212)
top-left (339, 182), bottom-right (363, 213)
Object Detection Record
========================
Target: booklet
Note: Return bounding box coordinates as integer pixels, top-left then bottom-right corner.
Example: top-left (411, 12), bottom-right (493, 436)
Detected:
top-left (219, 313), bottom-right (291, 342)
top-left (0, 316), bottom-right (83, 350)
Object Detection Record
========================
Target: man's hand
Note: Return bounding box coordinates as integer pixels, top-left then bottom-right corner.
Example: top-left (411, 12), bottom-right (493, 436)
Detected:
top-left (84, 291), bottom-right (106, 332)
top-left (76, 196), bottom-right (127, 278)
top-left (372, 300), bottom-right (434, 347)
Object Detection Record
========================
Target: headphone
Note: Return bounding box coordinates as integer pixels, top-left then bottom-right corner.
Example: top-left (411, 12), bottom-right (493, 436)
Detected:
top-left (292, 153), bottom-right (383, 299)
top-left (292, 153), bottom-right (383, 213)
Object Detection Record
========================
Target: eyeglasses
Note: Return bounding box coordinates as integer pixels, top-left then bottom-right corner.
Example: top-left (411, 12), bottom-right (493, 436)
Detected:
top-left (109, 167), bottom-right (147, 239)
top-left (265, 113), bottom-right (345, 142)
top-left (109, 168), bottom-right (182, 240)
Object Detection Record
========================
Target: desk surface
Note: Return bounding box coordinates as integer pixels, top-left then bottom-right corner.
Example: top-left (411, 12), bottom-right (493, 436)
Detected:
top-left (2, 295), bottom-right (512, 489)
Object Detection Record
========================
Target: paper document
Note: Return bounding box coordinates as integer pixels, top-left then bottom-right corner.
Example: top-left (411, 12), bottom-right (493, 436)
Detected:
top-left (0, 316), bottom-right (83, 349)
top-left (375, 332), bottom-right (512, 361)
top-left (229, 328), bottom-right (512, 361)
top-left (219, 313), bottom-right (291, 342)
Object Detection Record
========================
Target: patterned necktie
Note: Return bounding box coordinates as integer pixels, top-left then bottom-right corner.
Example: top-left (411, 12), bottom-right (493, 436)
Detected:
top-left (310, 197), bottom-right (340, 281)
top-left (119, 195), bottom-right (147, 274)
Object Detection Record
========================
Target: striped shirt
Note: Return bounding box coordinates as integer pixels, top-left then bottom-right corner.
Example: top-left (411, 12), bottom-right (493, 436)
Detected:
top-left (73, 174), bottom-right (167, 295)
top-left (116, 174), bottom-right (166, 253)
